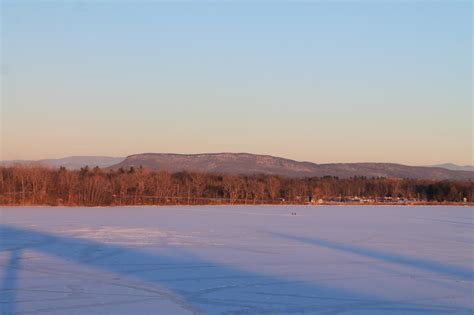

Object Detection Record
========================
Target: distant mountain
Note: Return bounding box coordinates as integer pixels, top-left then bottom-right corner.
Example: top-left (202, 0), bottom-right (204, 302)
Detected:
top-left (429, 163), bottom-right (474, 172)
top-left (0, 156), bottom-right (124, 169)
top-left (110, 153), bottom-right (473, 180)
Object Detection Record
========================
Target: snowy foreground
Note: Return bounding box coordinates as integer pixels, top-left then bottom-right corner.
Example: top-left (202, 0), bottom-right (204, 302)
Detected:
top-left (0, 206), bottom-right (473, 315)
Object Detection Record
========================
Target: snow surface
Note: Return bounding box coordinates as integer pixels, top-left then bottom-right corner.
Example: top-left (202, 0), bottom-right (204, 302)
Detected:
top-left (0, 206), bottom-right (472, 314)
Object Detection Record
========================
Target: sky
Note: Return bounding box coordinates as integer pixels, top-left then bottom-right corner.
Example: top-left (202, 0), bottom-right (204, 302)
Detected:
top-left (1, 1), bottom-right (472, 165)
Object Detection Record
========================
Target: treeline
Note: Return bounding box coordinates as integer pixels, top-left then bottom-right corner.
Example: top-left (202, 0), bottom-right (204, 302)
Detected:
top-left (0, 166), bottom-right (472, 206)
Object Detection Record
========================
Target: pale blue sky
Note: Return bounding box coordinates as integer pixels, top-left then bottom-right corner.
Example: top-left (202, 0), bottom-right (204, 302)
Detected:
top-left (1, 1), bottom-right (472, 165)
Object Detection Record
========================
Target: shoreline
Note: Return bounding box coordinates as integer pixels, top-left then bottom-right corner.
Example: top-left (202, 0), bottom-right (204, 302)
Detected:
top-left (1, 203), bottom-right (473, 208)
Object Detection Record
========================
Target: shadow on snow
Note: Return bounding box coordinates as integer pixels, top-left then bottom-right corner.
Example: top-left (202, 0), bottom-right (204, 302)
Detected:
top-left (269, 232), bottom-right (474, 281)
top-left (0, 224), bottom-right (472, 314)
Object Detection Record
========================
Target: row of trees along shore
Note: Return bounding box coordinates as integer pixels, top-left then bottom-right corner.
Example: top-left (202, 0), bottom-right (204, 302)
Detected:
top-left (0, 166), bottom-right (472, 206)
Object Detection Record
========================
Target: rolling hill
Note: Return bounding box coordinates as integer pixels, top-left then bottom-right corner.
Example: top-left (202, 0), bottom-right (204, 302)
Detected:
top-left (429, 163), bottom-right (474, 172)
top-left (0, 156), bottom-right (125, 169)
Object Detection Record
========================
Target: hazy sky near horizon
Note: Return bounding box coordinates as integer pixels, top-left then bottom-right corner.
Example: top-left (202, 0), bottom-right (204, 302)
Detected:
top-left (1, 1), bottom-right (472, 165)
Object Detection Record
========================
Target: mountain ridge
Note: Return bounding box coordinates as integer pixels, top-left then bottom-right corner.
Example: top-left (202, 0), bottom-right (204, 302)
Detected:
top-left (110, 152), bottom-right (473, 180)
top-left (1, 153), bottom-right (472, 180)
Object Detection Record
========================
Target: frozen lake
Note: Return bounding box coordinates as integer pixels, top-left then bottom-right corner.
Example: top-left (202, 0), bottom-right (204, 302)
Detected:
top-left (1, 206), bottom-right (473, 314)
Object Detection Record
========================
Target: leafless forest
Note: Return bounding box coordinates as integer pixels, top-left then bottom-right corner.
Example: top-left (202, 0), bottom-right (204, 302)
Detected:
top-left (0, 166), bottom-right (472, 206)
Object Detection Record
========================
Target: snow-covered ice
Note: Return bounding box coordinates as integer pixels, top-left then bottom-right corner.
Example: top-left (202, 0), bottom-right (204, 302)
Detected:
top-left (0, 206), bottom-right (472, 314)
